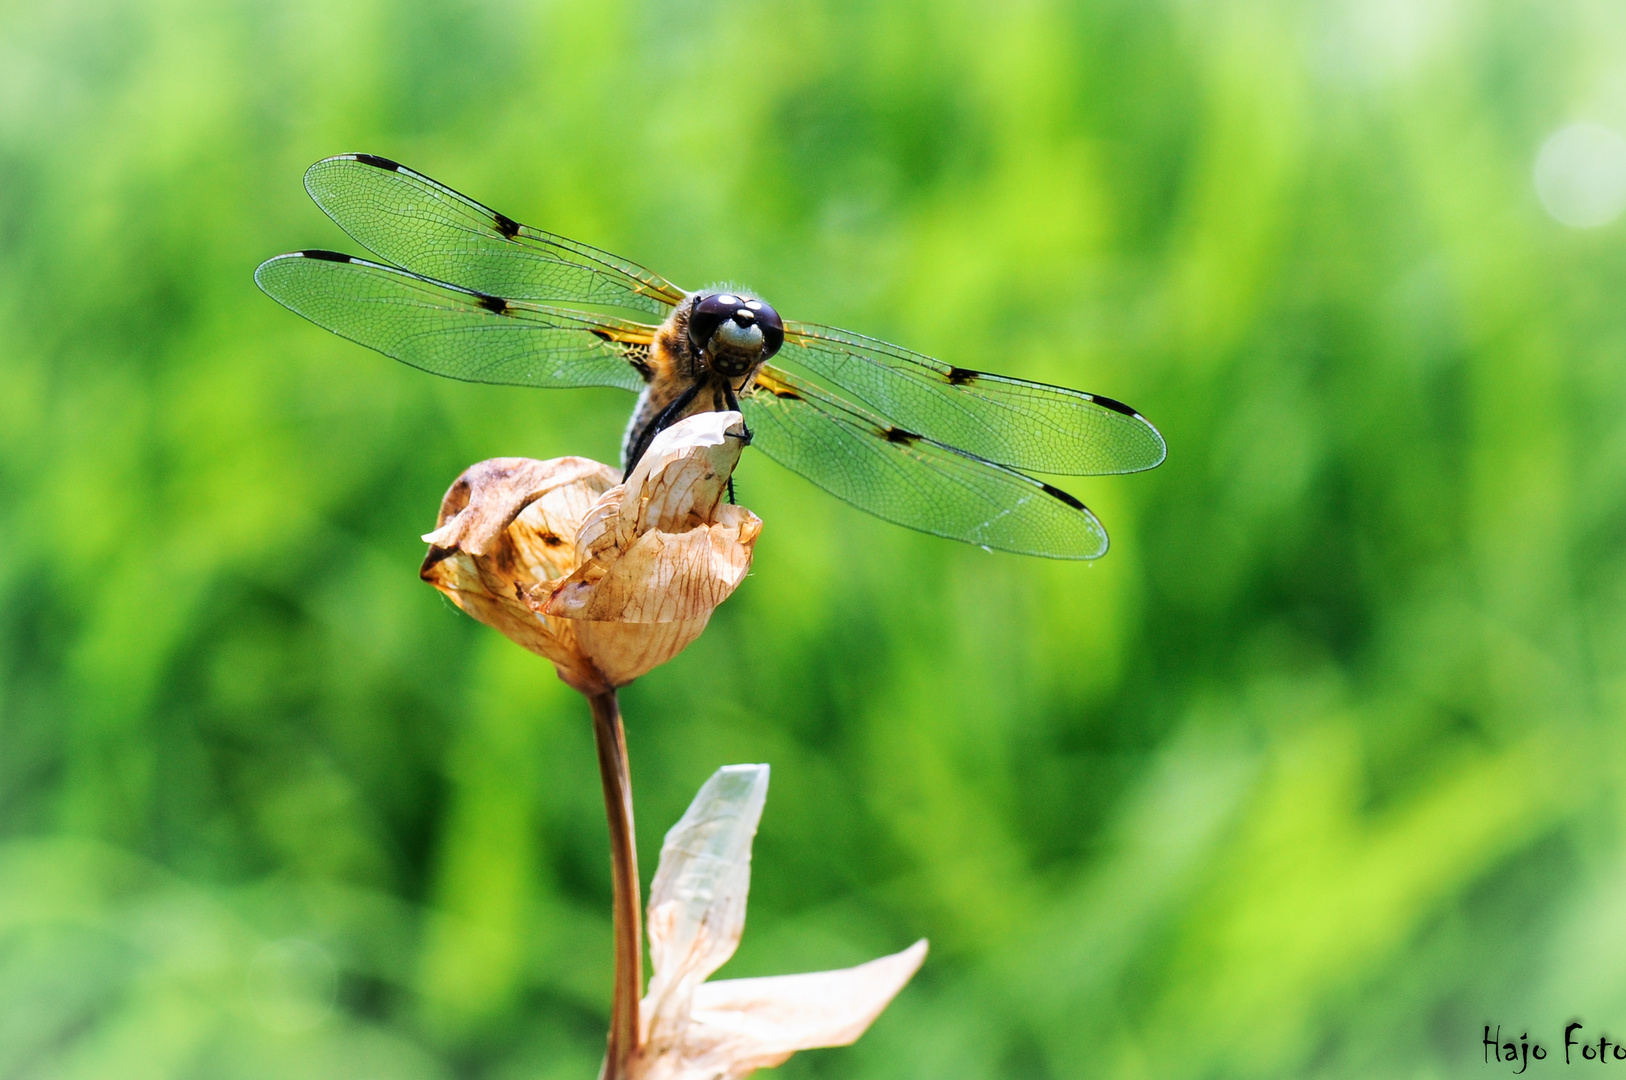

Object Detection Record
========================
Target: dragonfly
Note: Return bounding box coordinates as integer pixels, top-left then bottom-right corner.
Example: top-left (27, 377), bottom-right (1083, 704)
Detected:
top-left (255, 154), bottom-right (1165, 559)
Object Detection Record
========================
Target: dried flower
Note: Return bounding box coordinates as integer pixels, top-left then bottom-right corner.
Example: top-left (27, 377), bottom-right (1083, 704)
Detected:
top-left (420, 412), bottom-right (761, 693)
top-left (632, 764), bottom-right (927, 1080)
top-left (417, 414), bottom-right (911, 1080)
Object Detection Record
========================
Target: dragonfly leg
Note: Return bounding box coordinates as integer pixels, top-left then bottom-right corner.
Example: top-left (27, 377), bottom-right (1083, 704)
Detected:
top-left (722, 383), bottom-right (754, 447)
top-left (715, 383), bottom-right (744, 505)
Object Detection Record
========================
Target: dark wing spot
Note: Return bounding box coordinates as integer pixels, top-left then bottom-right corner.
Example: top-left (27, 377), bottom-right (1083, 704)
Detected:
top-left (945, 367), bottom-right (980, 386)
top-left (884, 427), bottom-right (922, 446)
top-left (353, 153), bottom-right (402, 171)
top-left (474, 292), bottom-right (509, 315)
top-left (300, 249), bottom-right (352, 262)
top-left (1087, 394), bottom-right (1141, 418)
top-left (591, 331), bottom-right (653, 374)
top-left (623, 344), bottom-right (653, 379)
top-left (1040, 482), bottom-right (1086, 510)
top-left (538, 531), bottom-right (564, 547)
top-left (493, 212), bottom-right (521, 239)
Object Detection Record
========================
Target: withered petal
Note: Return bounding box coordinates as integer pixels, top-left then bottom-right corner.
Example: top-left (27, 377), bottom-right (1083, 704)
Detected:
top-left (546, 512), bottom-right (759, 624)
top-left (629, 765), bottom-right (926, 1080)
top-left (420, 415), bottom-right (759, 691)
top-left (421, 456), bottom-right (618, 558)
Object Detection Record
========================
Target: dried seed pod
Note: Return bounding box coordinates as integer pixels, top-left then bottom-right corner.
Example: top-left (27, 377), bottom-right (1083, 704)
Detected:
top-left (420, 413), bottom-right (761, 693)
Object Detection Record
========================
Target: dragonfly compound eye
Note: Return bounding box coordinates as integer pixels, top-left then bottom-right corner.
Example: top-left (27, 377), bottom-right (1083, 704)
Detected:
top-left (687, 293), bottom-right (733, 353)
top-left (750, 300), bottom-right (784, 359)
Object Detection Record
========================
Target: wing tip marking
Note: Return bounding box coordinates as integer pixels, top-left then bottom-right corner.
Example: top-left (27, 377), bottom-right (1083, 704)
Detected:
top-left (945, 366), bottom-right (980, 385)
top-left (350, 153), bottom-right (402, 171)
top-left (474, 292), bottom-right (510, 315)
top-left (1087, 393), bottom-right (1143, 419)
top-left (1040, 481), bottom-right (1087, 511)
top-left (299, 249), bottom-right (352, 263)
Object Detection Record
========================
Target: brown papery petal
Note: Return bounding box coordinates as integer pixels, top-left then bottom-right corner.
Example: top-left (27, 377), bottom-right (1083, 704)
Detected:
top-left (538, 413), bottom-right (760, 686)
top-left (549, 507), bottom-right (760, 624)
top-left (621, 412), bottom-right (744, 536)
top-left (573, 619), bottom-right (714, 689)
top-left (422, 456), bottom-right (617, 560)
top-left (419, 456), bottom-right (621, 694)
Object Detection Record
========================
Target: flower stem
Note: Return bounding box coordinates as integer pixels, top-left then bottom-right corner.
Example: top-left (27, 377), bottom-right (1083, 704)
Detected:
top-left (589, 688), bottom-right (642, 1079)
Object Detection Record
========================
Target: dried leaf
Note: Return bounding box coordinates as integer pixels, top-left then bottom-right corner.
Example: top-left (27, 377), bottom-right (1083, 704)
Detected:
top-left (682, 941), bottom-right (929, 1076)
top-left (643, 764), bottom-right (770, 1050)
top-left (631, 765), bottom-right (926, 1080)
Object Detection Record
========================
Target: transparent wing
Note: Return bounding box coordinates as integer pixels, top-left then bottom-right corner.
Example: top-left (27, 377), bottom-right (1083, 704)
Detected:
top-left (779, 323), bottom-right (1166, 476)
top-left (301, 154), bottom-right (688, 317)
top-left (741, 366), bottom-right (1109, 559)
top-left (254, 250), bottom-right (653, 391)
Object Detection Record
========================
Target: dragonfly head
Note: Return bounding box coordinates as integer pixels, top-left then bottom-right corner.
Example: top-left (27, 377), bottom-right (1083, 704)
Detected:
top-left (688, 291), bottom-right (784, 378)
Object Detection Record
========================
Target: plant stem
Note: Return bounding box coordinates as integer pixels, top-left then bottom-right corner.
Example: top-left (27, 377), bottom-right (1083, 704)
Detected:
top-left (589, 688), bottom-right (642, 1079)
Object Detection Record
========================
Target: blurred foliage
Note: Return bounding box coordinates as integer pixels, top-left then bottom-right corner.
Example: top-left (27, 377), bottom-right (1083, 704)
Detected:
top-left (3, 0), bottom-right (1626, 1076)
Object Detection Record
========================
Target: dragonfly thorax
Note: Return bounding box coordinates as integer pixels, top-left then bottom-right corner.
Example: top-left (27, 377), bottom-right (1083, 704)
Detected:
top-left (688, 291), bottom-right (784, 378)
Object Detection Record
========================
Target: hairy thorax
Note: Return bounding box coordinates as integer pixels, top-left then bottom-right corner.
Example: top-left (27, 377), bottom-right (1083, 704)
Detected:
top-left (620, 296), bottom-right (765, 474)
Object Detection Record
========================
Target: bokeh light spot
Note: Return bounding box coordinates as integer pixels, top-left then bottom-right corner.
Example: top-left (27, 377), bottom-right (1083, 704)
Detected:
top-left (1534, 122), bottom-right (1626, 227)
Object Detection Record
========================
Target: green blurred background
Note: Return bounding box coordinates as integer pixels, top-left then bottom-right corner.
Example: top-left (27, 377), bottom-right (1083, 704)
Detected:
top-left (4, 0), bottom-right (1626, 1075)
